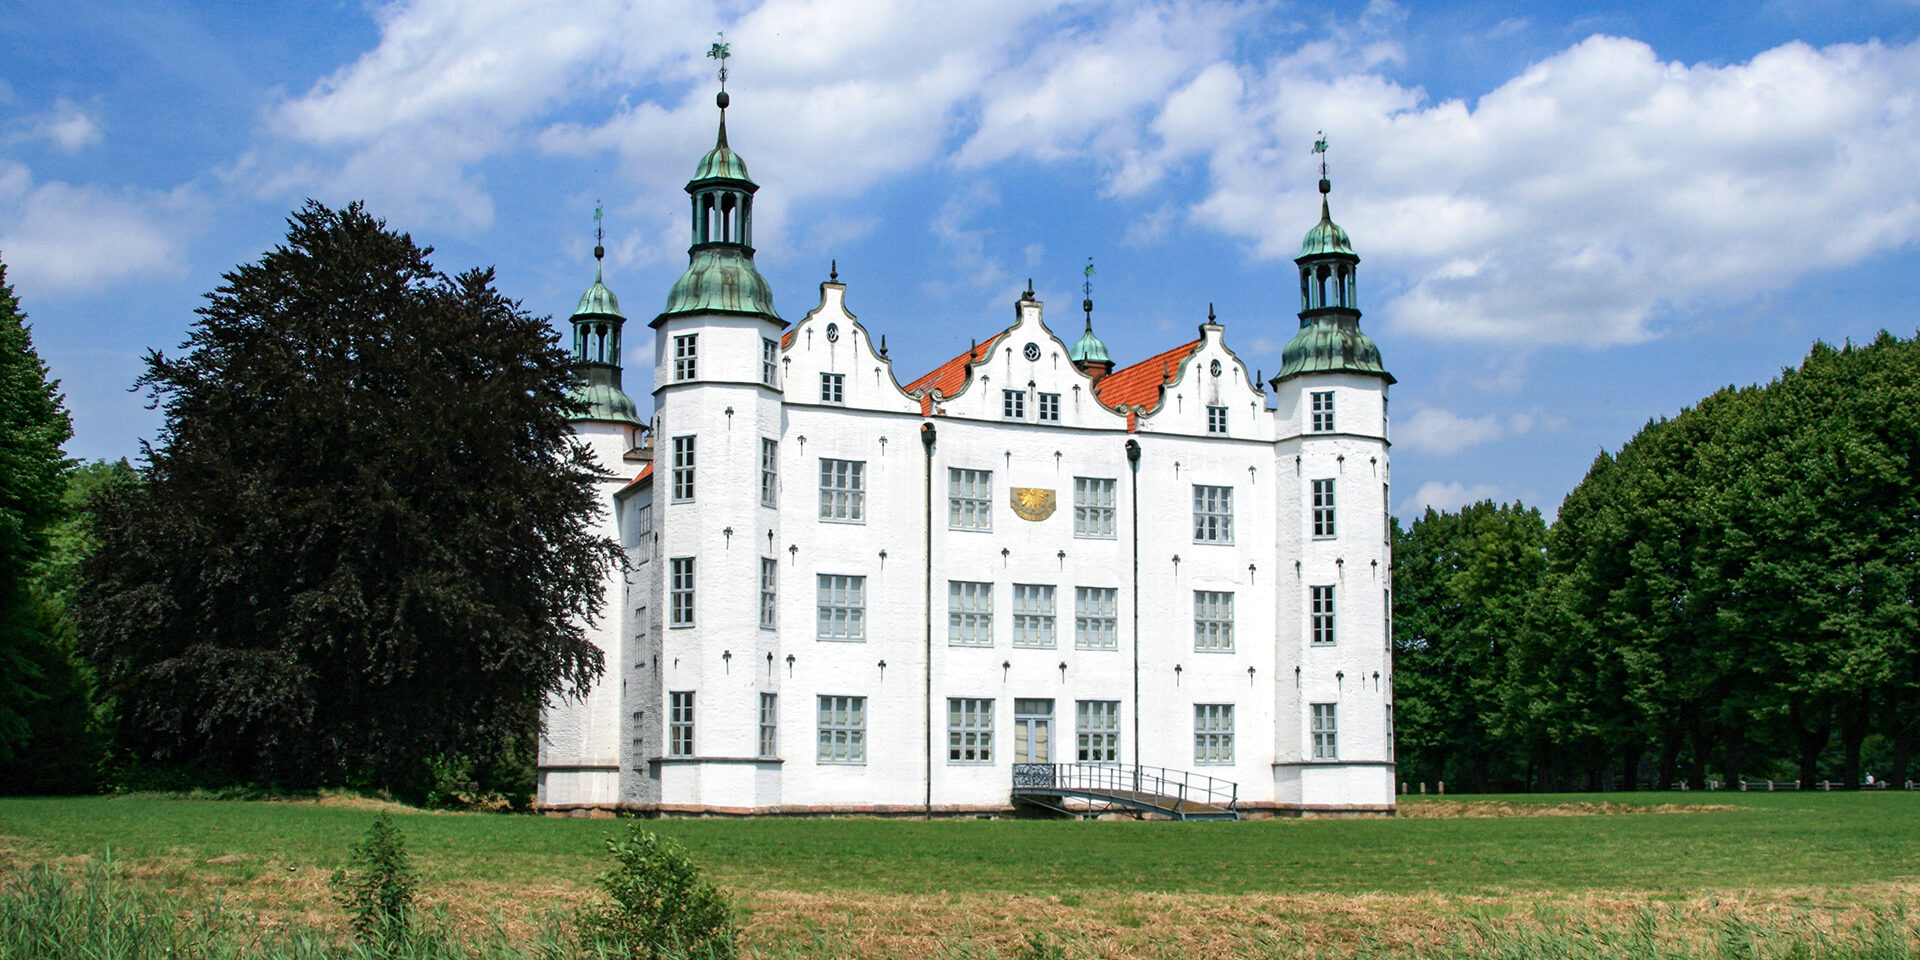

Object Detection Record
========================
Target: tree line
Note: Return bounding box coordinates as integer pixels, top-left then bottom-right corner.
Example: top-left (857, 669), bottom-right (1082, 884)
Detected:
top-left (1394, 333), bottom-right (1920, 791)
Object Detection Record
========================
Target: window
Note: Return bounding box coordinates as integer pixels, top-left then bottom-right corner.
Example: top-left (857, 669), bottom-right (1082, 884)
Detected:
top-left (1312, 478), bottom-right (1336, 538)
top-left (818, 459), bottom-right (865, 522)
top-left (1002, 389), bottom-right (1025, 419)
top-left (1076, 700), bottom-right (1120, 762)
top-left (758, 693), bottom-right (778, 759)
top-left (1207, 405), bottom-right (1227, 434)
top-left (1074, 587), bottom-right (1118, 650)
top-left (948, 580), bottom-right (992, 646)
top-left (816, 574), bottom-right (866, 641)
top-left (949, 468), bottom-right (992, 530)
top-left (761, 337), bottom-right (779, 387)
top-left (1386, 703), bottom-right (1395, 759)
top-left (1194, 704), bottom-right (1234, 764)
top-left (669, 691), bottom-right (694, 757)
top-left (817, 695), bottom-right (865, 763)
top-left (1311, 585), bottom-right (1336, 645)
top-left (1311, 391), bottom-right (1334, 432)
top-left (820, 372), bottom-right (844, 404)
top-left (669, 558), bottom-right (695, 626)
top-left (1014, 699), bottom-right (1053, 763)
top-left (673, 334), bottom-right (697, 381)
top-left (759, 558), bottom-right (777, 629)
top-left (634, 504), bottom-right (652, 562)
top-left (1311, 703), bottom-right (1338, 759)
top-left (1073, 477), bottom-right (1115, 538)
top-left (1194, 590), bottom-right (1234, 652)
top-left (1038, 392), bottom-right (1060, 422)
top-left (761, 439), bottom-right (778, 506)
top-left (947, 698), bottom-right (993, 763)
top-left (1012, 584), bottom-right (1056, 648)
top-left (671, 436), bottom-right (695, 501)
top-left (1193, 484), bottom-right (1234, 543)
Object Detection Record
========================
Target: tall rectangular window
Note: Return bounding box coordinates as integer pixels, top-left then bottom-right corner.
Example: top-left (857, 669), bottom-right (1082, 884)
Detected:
top-left (948, 580), bottom-right (992, 646)
top-left (669, 558), bottom-right (694, 627)
top-left (1194, 704), bottom-right (1234, 764)
top-left (817, 695), bottom-right (866, 763)
top-left (1194, 590), bottom-right (1234, 652)
top-left (761, 439), bottom-right (778, 506)
top-left (1193, 484), bottom-right (1234, 543)
top-left (758, 693), bottom-right (778, 759)
top-left (948, 468), bottom-right (992, 530)
top-left (1207, 405), bottom-right (1228, 434)
top-left (818, 459), bottom-right (865, 522)
top-left (1076, 700), bottom-right (1120, 762)
top-left (670, 436), bottom-right (695, 501)
top-left (947, 698), bottom-right (993, 763)
top-left (1310, 391), bottom-right (1335, 432)
top-left (1012, 584), bottom-right (1056, 648)
top-left (1311, 585), bottom-right (1336, 645)
top-left (1312, 478), bottom-right (1336, 538)
top-left (820, 372), bottom-right (844, 404)
top-left (634, 504), bottom-right (652, 563)
top-left (761, 337), bottom-right (779, 387)
top-left (1073, 477), bottom-right (1115, 538)
top-left (673, 334), bottom-right (697, 381)
top-left (1386, 703), bottom-right (1395, 759)
top-left (1002, 389), bottom-right (1025, 419)
top-left (816, 574), bottom-right (866, 641)
top-left (1074, 587), bottom-right (1118, 650)
top-left (759, 557), bottom-right (777, 629)
top-left (1311, 703), bottom-right (1338, 759)
top-left (669, 691), bottom-right (694, 757)
top-left (1038, 392), bottom-right (1061, 422)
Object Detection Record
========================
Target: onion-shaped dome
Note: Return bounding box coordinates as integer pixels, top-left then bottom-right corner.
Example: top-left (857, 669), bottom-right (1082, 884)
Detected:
top-left (1274, 318), bottom-right (1393, 384)
top-left (661, 246), bottom-right (780, 319)
top-left (575, 268), bottom-right (623, 319)
top-left (1300, 202), bottom-right (1355, 258)
top-left (571, 376), bottom-right (643, 425)
top-left (693, 122), bottom-right (752, 183)
top-left (1069, 324), bottom-right (1112, 365)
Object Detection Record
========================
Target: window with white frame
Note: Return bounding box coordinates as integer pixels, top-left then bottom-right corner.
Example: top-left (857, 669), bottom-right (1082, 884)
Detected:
top-left (1312, 478), bottom-right (1336, 538)
top-left (948, 468), bottom-right (992, 530)
top-left (761, 337), bottom-right (779, 387)
top-left (817, 695), bottom-right (865, 763)
top-left (820, 372), bottom-right (844, 404)
top-left (1207, 405), bottom-right (1227, 434)
top-left (634, 504), bottom-right (652, 562)
top-left (1073, 477), bottom-right (1115, 538)
top-left (947, 698), bottom-right (993, 763)
top-left (948, 580), bottom-right (992, 646)
top-left (1311, 585), bottom-right (1336, 645)
top-left (1310, 391), bottom-right (1334, 431)
top-left (816, 574), bottom-right (866, 641)
top-left (1076, 700), bottom-right (1120, 762)
top-left (1192, 484), bottom-right (1234, 543)
top-left (1002, 389), bottom-right (1025, 419)
top-left (1311, 702), bottom-right (1338, 759)
top-left (818, 458), bottom-right (865, 522)
top-left (758, 693), bottom-right (778, 759)
top-left (669, 557), bottom-right (694, 627)
top-left (1038, 392), bottom-right (1060, 422)
top-left (759, 558), bottom-right (777, 629)
top-left (669, 691), bottom-right (694, 756)
top-left (761, 439), bottom-right (778, 506)
top-left (1194, 703), bottom-right (1234, 764)
top-left (673, 334), bottom-right (697, 381)
top-left (1194, 590), bottom-right (1234, 652)
top-left (670, 436), bottom-right (695, 501)
top-left (1012, 584), bottom-right (1056, 648)
top-left (1074, 587), bottom-right (1118, 650)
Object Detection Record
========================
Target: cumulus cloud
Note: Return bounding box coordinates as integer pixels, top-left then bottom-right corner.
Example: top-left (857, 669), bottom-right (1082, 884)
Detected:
top-left (29, 99), bottom-right (104, 153)
top-left (1396, 405), bottom-right (1561, 455)
top-left (0, 161), bottom-right (195, 294)
top-left (1402, 480), bottom-right (1504, 515)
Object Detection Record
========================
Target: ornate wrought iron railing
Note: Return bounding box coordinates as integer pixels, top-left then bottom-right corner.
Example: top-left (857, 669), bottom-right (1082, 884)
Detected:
top-left (1010, 763), bottom-right (1239, 814)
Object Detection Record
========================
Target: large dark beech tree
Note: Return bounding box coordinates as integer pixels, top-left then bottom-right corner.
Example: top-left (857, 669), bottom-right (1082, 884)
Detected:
top-left (79, 202), bottom-right (619, 789)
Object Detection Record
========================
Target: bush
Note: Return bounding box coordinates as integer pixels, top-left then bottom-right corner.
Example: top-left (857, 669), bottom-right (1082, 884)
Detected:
top-left (331, 811), bottom-right (418, 953)
top-left (579, 824), bottom-right (736, 960)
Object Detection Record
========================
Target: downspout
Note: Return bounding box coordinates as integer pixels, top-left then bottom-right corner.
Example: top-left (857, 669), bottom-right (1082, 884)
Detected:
top-left (1126, 438), bottom-right (1141, 774)
top-left (921, 421), bottom-right (937, 819)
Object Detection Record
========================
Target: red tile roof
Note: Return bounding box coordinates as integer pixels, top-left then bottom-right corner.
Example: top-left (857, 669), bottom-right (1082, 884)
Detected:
top-left (1093, 340), bottom-right (1200, 420)
top-left (905, 333), bottom-right (1005, 400)
top-left (619, 461), bottom-right (654, 495)
top-left (781, 329), bottom-right (796, 349)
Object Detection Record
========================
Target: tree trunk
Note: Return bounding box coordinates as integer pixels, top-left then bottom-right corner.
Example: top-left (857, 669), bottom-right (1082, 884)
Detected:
top-left (1617, 741), bottom-right (1642, 791)
top-left (1792, 697), bottom-right (1830, 788)
top-left (1686, 705), bottom-right (1712, 790)
top-left (1838, 697), bottom-right (1869, 790)
top-left (1656, 737), bottom-right (1682, 791)
top-left (1722, 722), bottom-right (1746, 788)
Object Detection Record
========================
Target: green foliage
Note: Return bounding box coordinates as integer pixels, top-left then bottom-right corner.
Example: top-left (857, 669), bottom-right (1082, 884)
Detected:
top-left (76, 201), bottom-right (620, 792)
top-left (579, 823), bottom-right (737, 960)
top-left (331, 812), bottom-right (419, 952)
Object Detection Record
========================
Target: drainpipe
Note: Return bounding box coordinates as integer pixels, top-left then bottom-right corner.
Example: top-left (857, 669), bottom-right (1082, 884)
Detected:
top-left (1126, 438), bottom-right (1141, 780)
top-left (921, 421), bottom-right (937, 819)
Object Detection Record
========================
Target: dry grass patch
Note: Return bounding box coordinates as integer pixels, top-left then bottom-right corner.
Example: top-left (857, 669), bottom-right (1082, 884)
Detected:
top-left (1399, 800), bottom-right (1741, 818)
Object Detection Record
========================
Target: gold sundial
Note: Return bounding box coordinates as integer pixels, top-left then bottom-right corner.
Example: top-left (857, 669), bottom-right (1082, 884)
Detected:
top-left (1010, 487), bottom-right (1056, 522)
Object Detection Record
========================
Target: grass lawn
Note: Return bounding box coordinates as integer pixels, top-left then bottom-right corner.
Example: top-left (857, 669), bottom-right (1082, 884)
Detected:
top-left (4, 791), bottom-right (1918, 957)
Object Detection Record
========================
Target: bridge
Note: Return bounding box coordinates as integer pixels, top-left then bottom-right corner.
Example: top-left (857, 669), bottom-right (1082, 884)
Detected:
top-left (1011, 763), bottom-right (1240, 820)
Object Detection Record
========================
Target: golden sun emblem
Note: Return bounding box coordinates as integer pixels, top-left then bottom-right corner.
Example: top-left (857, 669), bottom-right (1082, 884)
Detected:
top-left (1010, 487), bottom-right (1056, 522)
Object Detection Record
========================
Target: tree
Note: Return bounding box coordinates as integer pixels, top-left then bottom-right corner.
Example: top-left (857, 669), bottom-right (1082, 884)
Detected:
top-left (77, 201), bottom-right (619, 790)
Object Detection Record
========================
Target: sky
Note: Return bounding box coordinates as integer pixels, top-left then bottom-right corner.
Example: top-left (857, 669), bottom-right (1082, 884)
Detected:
top-left (4, 0), bottom-right (1919, 521)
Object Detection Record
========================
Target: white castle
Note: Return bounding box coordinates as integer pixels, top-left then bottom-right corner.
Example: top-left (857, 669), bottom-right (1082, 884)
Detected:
top-left (538, 88), bottom-right (1396, 817)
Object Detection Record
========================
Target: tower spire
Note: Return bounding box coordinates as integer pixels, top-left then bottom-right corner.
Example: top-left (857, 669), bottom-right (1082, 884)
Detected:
top-left (1311, 130), bottom-right (1332, 220)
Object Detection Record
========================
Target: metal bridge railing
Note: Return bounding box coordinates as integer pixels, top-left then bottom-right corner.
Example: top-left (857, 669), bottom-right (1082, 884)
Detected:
top-left (1011, 762), bottom-right (1239, 813)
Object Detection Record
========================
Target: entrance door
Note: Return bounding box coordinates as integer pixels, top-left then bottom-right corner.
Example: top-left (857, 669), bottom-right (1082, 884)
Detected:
top-left (1014, 699), bottom-right (1053, 764)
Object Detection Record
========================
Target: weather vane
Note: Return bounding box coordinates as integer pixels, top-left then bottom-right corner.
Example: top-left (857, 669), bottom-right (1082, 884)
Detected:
top-left (1082, 257), bottom-right (1096, 322)
top-left (1311, 130), bottom-right (1330, 181)
top-left (593, 200), bottom-right (605, 261)
top-left (708, 32), bottom-right (730, 91)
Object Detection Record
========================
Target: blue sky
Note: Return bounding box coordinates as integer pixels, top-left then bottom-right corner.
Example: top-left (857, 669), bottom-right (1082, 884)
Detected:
top-left (5, 0), bottom-right (1918, 520)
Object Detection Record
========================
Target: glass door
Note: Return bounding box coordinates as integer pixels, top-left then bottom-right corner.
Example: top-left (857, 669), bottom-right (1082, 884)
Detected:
top-left (1014, 698), bottom-right (1053, 764)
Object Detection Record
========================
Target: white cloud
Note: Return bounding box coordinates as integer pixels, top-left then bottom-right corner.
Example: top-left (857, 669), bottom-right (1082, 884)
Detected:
top-left (1396, 405), bottom-right (1562, 454)
top-left (30, 99), bottom-right (104, 153)
top-left (1402, 480), bottom-right (1503, 515)
top-left (0, 161), bottom-right (195, 294)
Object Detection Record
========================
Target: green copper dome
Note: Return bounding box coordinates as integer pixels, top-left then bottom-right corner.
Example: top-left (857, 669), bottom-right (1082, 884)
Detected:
top-left (1069, 323), bottom-right (1111, 365)
top-left (693, 118), bottom-right (752, 183)
top-left (575, 265), bottom-right (623, 319)
top-left (1300, 200), bottom-right (1354, 257)
top-left (570, 373), bottom-right (643, 426)
top-left (1274, 318), bottom-right (1393, 384)
top-left (661, 245), bottom-right (779, 320)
